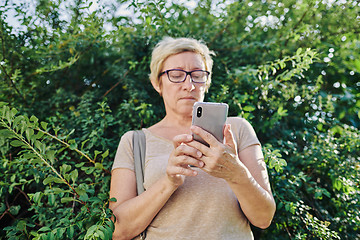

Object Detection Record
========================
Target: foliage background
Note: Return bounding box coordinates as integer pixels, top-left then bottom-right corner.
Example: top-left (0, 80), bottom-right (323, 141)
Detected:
top-left (0, 0), bottom-right (359, 239)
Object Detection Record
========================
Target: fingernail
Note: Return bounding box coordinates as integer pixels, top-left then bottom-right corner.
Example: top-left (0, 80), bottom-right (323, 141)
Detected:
top-left (197, 151), bottom-right (202, 157)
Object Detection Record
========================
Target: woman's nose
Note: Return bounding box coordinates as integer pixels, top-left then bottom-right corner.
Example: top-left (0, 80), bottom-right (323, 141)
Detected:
top-left (183, 75), bottom-right (195, 91)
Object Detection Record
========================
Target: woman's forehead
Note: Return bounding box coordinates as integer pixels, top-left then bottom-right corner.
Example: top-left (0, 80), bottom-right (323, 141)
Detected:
top-left (162, 52), bottom-right (205, 68)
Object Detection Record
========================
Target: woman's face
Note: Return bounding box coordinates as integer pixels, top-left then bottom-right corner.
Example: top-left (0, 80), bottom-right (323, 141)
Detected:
top-left (157, 51), bottom-right (207, 118)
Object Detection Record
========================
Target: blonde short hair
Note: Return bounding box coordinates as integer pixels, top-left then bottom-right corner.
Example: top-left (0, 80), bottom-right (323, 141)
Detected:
top-left (149, 37), bottom-right (215, 91)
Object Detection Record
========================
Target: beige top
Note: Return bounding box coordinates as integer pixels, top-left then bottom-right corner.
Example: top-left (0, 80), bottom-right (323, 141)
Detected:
top-left (112, 117), bottom-right (261, 239)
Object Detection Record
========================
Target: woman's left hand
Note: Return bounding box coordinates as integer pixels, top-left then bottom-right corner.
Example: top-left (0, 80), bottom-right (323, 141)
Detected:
top-left (189, 124), bottom-right (250, 182)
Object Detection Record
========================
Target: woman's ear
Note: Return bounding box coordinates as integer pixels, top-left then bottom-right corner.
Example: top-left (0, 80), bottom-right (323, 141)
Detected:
top-left (151, 78), bottom-right (162, 96)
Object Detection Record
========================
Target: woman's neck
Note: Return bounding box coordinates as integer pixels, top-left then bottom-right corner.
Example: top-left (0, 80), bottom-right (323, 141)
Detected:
top-left (148, 114), bottom-right (193, 140)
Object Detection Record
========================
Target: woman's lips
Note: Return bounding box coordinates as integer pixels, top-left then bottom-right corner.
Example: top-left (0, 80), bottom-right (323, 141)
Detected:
top-left (180, 96), bottom-right (196, 100)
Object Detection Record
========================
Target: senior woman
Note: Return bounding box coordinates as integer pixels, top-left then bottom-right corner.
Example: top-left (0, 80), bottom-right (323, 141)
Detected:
top-left (109, 37), bottom-right (276, 239)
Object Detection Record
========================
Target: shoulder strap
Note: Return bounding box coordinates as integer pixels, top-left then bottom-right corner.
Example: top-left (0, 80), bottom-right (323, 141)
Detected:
top-left (133, 130), bottom-right (146, 195)
top-left (132, 130), bottom-right (147, 239)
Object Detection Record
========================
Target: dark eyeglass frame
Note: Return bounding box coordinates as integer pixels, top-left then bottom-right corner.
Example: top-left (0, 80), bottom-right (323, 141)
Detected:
top-left (159, 69), bottom-right (210, 83)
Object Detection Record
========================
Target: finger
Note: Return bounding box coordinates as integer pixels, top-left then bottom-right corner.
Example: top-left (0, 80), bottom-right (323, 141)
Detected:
top-left (172, 154), bottom-right (204, 168)
top-left (190, 125), bottom-right (220, 147)
top-left (167, 165), bottom-right (198, 177)
top-left (224, 124), bottom-right (237, 152)
top-left (175, 143), bottom-right (202, 159)
top-left (172, 134), bottom-right (193, 148)
top-left (186, 140), bottom-right (209, 157)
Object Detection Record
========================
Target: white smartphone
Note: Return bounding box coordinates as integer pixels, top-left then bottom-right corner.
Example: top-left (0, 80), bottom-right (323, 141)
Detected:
top-left (191, 102), bottom-right (228, 146)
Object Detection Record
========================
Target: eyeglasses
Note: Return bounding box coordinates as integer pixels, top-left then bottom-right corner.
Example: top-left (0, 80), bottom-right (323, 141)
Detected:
top-left (159, 69), bottom-right (210, 83)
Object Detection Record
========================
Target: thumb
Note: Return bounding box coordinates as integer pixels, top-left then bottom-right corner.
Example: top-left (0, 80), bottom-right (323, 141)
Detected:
top-left (224, 124), bottom-right (237, 152)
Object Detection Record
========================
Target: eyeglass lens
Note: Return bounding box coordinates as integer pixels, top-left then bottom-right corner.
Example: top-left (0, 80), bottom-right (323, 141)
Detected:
top-left (167, 70), bottom-right (208, 83)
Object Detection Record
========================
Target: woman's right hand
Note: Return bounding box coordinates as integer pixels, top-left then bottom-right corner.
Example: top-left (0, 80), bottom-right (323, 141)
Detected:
top-left (166, 134), bottom-right (204, 187)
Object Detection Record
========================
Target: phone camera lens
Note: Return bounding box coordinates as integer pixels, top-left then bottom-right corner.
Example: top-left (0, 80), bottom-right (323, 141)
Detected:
top-left (197, 107), bottom-right (202, 118)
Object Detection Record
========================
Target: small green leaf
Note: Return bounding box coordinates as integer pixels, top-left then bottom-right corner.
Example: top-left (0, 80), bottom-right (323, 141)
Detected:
top-left (0, 129), bottom-right (13, 138)
top-left (61, 164), bottom-right (71, 174)
top-left (296, 48), bottom-right (302, 55)
top-left (61, 197), bottom-right (75, 203)
top-left (16, 220), bottom-right (27, 231)
top-left (43, 176), bottom-right (63, 185)
top-left (46, 150), bottom-right (56, 163)
top-left (0, 202), bottom-right (6, 213)
top-left (95, 162), bottom-right (103, 170)
top-left (94, 150), bottom-right (102, 160)
top-left (10, 107), bottom-right (18, 118)
top-left (69, 169), bottom-right (78, 183)
top-left (79, 193), bottom-right (88, 202)
top-left (9, 205), bottom-right (21, 215)
top-left (32, 192), bottom-right (42, 203)
top-left (40, 121), bottom-right (48, 130)
top-left (101, 149), bottom-right (109, 159)
top-left (67, 225), bottom-right (75, 238)
top-left (243, 105), bottom-right (255, 112)
top-left (48, 193), bottom-right (55, 206)
top-left (10, 140), bottom-right (24, 147)
top-left (30, 115), bottom-right (38, 123)
top-left (38, 226), bottom-right (51, 232)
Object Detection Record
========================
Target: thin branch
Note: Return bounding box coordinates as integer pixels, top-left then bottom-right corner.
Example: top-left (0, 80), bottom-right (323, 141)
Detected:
top-left (36, 128), bottom-right (94, 164)
top-left (1, 119), bottom-right (90, 212)
top-left (14, 186), bottom-right (32, 206)
top-left (36, 127), bottom-right (111, 174)
top-left (102, 69), bottom-right (129, 98)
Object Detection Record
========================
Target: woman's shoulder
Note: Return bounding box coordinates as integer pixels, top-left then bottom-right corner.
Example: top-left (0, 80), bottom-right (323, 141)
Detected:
top-left (227, 116), bottom-right (252, 126)
top-left (226, 116), bottom-right (257, 136)
top-left (121, 130), bottom-right (135, 140)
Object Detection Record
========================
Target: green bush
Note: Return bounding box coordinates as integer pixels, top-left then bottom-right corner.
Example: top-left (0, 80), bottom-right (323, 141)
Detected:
top-left (0, 0), bottom-right (359, 239)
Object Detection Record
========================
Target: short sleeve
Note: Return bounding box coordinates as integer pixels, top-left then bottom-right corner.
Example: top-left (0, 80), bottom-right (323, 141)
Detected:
top-left (227, 117), bottom-right (261, 152)
top-left (111, 131), bottom-right (135, 171)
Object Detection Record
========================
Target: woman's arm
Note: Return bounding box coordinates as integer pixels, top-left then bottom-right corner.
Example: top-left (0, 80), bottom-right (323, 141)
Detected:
top-left (109, 134), bottom-right (204, 239)
top-left (226, 144), bottom-right (276, 229)
top-left (109, 169), bottom-right (178, 239)
top-left (189, 124), bottom-right (276, 229)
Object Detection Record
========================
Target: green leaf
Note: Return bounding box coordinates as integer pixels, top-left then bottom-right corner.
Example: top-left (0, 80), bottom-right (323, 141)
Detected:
top-left (38, 226), bottom-right (51, 232)
top-left (79, 193), bottom-right (88, 202)
top-left (296, 48), bottom-right (303, 56)
top-left (61, 164), bottom-right (71, 174)
top-left (48, 193), bottom-right (55, 206)
top-left (30, 115), bottom-right (38, 123)
top-left (46, 150), bottom-right (56, 163)
top-left (32, 192), bottom-right (42, 203)
top-left (40, 121), bottom-right (48, 130)
top-left (0, 129), bottom-right (13, 138)
top-left (94, 150), bottom-right (102, 160)
top-left (68, 139), bottom-right (77, 150)
top-left (95, 162), bottom-right (103, 170)
top-left (67, 226), bottom-right (75, 238)
top-left (10, 140), bottom-right (24, 147)
top-left (0, 202), bottom-right (6, 213)
top-left (10, 107), bottom-right (18, 119)
top-left (43, 176), bottom-right (64, 185)
top-left (9, 205), bottom-right (20, 215)
top-left (16, 220), bottom-right (27, 231)
top-left (69, 169), bottom-right (78, 183)
top-left (101, 149), bottom-right (109, 159)
top-left (52, 187), bottom-right (70, 194)
top-left (61, 197), bottom-right (75, 203)
top-left (243, 105), bottom-right (256, 112)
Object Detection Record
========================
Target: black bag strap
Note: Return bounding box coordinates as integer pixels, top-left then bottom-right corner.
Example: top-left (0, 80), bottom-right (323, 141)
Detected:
top-left (132, 130), bottom-right (147, 239)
